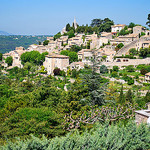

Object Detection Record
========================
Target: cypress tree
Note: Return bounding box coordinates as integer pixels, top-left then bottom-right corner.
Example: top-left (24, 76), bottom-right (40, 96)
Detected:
top-left (125, 89), bottom-right (133, 103)
top-left (119, 85), bottom-right (125, 104)
top-left (144, 91), bottom-right (150, 103)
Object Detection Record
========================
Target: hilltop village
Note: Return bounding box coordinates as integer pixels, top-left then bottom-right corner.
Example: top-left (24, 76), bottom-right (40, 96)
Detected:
top-left (0, 17), bottom-right (150, 148)
top-left (2, 18), bottom-right (150, 77)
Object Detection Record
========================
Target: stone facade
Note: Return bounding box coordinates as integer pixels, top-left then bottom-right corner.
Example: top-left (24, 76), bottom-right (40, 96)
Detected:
top-left (145, 72), bottom-right (150, 82)
top-left (111, 24), bottom-right (126, 34)
top-left (43, 54), bottom-right (69, 75)
top-left (102, 58), bottom-right (150, 69)
top-left (135, 112), bottom-right (149, 125)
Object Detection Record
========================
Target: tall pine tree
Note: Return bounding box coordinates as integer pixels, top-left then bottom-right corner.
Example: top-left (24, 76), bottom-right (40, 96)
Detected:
top-left (125, 89), bottom-right (133, 103)
top-left (118, 85), bottom-right (125, 104)
top-left (82, 50), bottom-right (106, 106)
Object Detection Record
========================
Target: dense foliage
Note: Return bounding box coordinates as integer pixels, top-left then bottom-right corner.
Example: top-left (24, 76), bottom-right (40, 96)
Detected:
top-left (60, 50), bottom-right (78, 63)
top-left (1, 121), bottom-right (150, 150)
top-left (5, 56), bottom-right (13, 66)
top-left (146, 13), bottom-right (150, 28)
top-left (0, 35), bottom-right (47, 54)
top-left (21, 51), bottom-right (48, 65)
top-left (139, 47), bottom-right (150, 58)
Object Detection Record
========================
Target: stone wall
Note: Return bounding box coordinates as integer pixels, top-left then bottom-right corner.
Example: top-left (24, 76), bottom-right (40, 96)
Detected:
top-left (135, 113), bottom-right (148, 125)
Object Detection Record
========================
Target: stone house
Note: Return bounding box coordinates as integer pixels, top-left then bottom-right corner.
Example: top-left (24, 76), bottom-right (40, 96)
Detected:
top-left (101, 32), bottom-right (112, 40)
top-left (133, 26), bottom-right (146, 35)
top-left (70, 62), bottom-right (84, 70)
top-left (47, 37), bottom-right (53, 42)
top-left (118, 34), bottom-right (139, 44)
top-left (145, 72), bottom-right (150, 82)
top-left (111, 24), bottom-right (126, 35)
top-left (84, 33), bottom-right (98, 49)
top-left (135, 103), bottom-right (150, 125)
top-left (102, 58), bottom-right (150, 69)
top-left (96, 48), bottom-right (116, 62)
top-left (43, 54), bottom-right (69, 75)
top-left (2, 47), bottom-right (25, 68)
top-left (11, 49), bottom-right (24, 68)
top-left (68, 36), bottom-right (83, 47)
top-left (78, 49), bottom-right (93, 66)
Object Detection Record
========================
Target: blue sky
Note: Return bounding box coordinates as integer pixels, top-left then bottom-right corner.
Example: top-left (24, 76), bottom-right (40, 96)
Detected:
top-left (0, 0), bottom-right (149, 35)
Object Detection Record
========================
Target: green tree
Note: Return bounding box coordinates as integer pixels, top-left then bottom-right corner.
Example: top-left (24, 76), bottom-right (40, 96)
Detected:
top-left (54, 32), bottom-right (61, 41)
top-left (141, 32), bottom-right (146, 36)
top-left (0, 53), bottom-right (2, 61)
top-left (118, 85), bottom-right (125, 104)
top-left (129, 48), bottom-right (137, 56)
top-left (140, 68), bottom-right (148, 75)
top-left (126, 65), bottom-right (135, 72)
top-left (139, 47), bottom-right (150, 58)
top-left (125, 89), bottom-right (133, 103)
top-left (127, 77), bottom-right (134, 85)
top-left (67, 29), bottom-right (75, 38)
top-left (53, 68), bottom-right (61, 76)
top-left (111, 71), bottom-right (118, 77)
top-left (71, 69), bottom-right (79, 78)
top-left (146, 14), bottom-right (150, 28)
top-left (60, 50), bottom-right (78, 63)
top-left (91, 19), bottom-right (103, 27)
top-left (86, 40), bottom-right (91, 49)
top-left (100, 65), bottom-right (108, 74)
top-left (113, 66), bottom-right (119, 72)
top-left (116, 43), bottom-right (124, 49)
top-left (144, 91), bottom-right (150, 103)
top-left (82, 52), bottom-right (106, 106)
top-left (21, 51), bottom-right (47, 65)
top-left (24, 62), bottom-right (32, 82)
top-left (43, 40), bottom-right (49, 46)
top-left (69, 45), bottom-right (82, 52)
top-left (128, 22), bottom-right (135, 28)
top-left (66, 23), bottom-right (71, 31)
top-left (5, 56), bottom-right (13, 66)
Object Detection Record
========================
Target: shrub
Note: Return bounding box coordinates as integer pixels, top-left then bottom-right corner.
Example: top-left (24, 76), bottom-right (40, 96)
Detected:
top-left (140, 68), bottom-right (148, 75)
top-left (127, 77), bottom-right (134, 85)
top-left (126, 65), bottom-right (135, 72)
top-left (113, 66), bottom-right (119, 72)
top-left (2, 121), bottom-right (150, 150)
top-left (100, 65), bottom-right (108, 74)
top-left (53, 68), bottom-right (61, 76)
top-left (111, 71), bottom-right (118, 77)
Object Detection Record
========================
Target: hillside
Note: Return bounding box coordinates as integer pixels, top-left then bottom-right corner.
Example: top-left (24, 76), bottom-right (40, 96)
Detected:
top-left (0, 31), bottom-right (11, 35)
top-left (0, 35), bottom-right (48, 54)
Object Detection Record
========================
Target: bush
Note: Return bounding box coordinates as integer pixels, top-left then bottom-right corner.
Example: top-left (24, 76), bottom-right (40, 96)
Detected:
top-left (113, 66), bottom-right (119, 72)
top-left (53, 68), bottom-right (61, 76)
top-left (5, 56), bottom-right (13, 66)
top-left (111, 71), bottom-right (118, 77)
top-left (2, 121), bottom-right (150, 150)
top-left (140, 68), bottom-right (148, 75)
top-left (127, 77), bottom-right (134, 85)
top-left (71, 69), bottom-right (79, 78)
top-left (100, 65), bottom-right (108, 74)
top-left (126, 65), bottom-right (135, 72)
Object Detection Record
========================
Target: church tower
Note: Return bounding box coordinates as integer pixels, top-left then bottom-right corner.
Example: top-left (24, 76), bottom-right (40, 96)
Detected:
top-left (72, 17), bottom-right (78, 30)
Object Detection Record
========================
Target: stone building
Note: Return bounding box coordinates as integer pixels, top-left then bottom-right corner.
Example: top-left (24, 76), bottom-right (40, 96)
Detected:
top-left (78, 49), bottom-right (93, 66)
top-left (43, 54), bottom-right (69, 75)
top-left (135, 103), bottom-right (150, 125)
top-left (133, 26), bottom-right (146, 35)
top-left (111, 24), bottom-right (126, 35)
top-left (102, 58), bottom-right (150, 69)
top-left (70, 62), bottom-right (84, 70)
top-left (2, 47), bottom-right (25, 68)
top-left (145, 72), bottom-right (150, 82)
